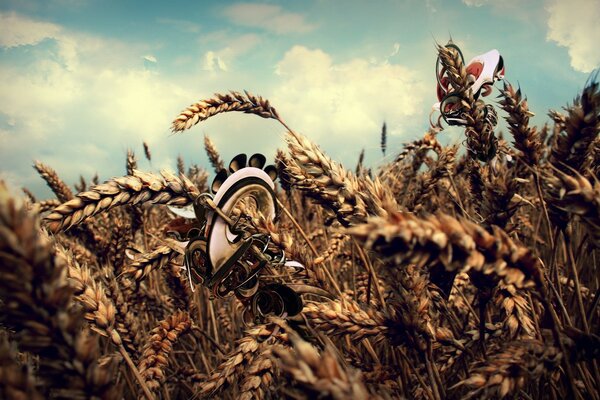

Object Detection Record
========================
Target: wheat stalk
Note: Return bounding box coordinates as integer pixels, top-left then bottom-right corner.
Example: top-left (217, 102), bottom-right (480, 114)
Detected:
top-left (22, 187), bottom-right (36, 203)
top-left (204, 134), bottom-right (225, 172)
top-left (194, 324), bottom-right (284, 397)
top-left (60, 247), bottom-right (156, 400)
top-left (498, 82), bottom-right (543, 168)
top-left (544, 167), bottom-right (600, 246)
top-left (34, 198), bottom-right (62, 213)
top-left (62, 250), bottom-right (120, 342)
top-left (285, 129), bottom-right (398, 226)
top-left (494, 286), bottom-right (536, 339)
top-left (122, 245), bottom-right (179, 281)
top-left (103, 266), bottom-right (144, 355)
top-left (0, 181), bottom-right (119, 399)
top-left (381, 122), bottom-right (387, 156)
top-left (33, 161), bottom-right (74, 203)
top-left (549, 79), bottom-right (600, 174)
top-left (273, 325), bottom-right (375, 400)
top-left (239, 347), bottom-right (277, 400)
top-left (44, 170), bottom-right (199, 232)
top-left (143, 141), bottom-right (152, 162)
top-left (74, 174), bottom-right (87, 192)
top-left (410, 145), bottom-right (458, 212)
top-left (0, 336), bottom-right (44, 400)
top-left (453, 339), bottom-right (562, 399)
top-left (171, 91), bottom-right (279, 132)
top-left (348, 211), bottom-right (543, 292)
top-left (126, 149), bottom-right (137, 175)
top-left (303, 300), bottom-right (388, 343)
top-left (138, 311), bottom-right (191, 392)
top-left (437, 45), bottom-right (498, 162)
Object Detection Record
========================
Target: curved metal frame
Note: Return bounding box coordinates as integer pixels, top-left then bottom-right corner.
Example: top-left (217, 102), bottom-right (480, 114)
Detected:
top-left (181, 154), bottom-right (318, 321)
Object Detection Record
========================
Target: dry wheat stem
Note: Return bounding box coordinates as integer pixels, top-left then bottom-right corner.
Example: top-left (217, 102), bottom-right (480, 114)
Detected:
top-left (495, 286), bottom-right (536, 339)
top-left (35, 198), bottom-right (62, 213)
top-left (285, 129), bottom-right (398, 226)
top-left (348, 211), bottom-right (543, 292)
top-left (33, 161), bottom-right (74, 203)
top-left (203, 135), bottom-right (225, 172)
top-left (238, 347), bottom-right (277, 400)
top-left (0, 182), bottom-right (119, 399)
top-left (549, 79), bottom-right (600, 174)
top-left (194, 324), bottom-right (284, 397)
top-left (303, 300), bottom-right (388, 343)
top-left (122, 245), bottom-right (178, 282)
top-left (177, 154), bottom-right (185, 176)
top-left (22, 187), bottom-right (36, 203)
top-left (0, 335), bottom-right (45, 400)
top-left (276, 197), bottom-right (343, 297)
top-left (411, 145), bottom-right (458, 212)
top-left (103, 267), bottom-right (144, 353)
top-left (143, 141), bottom-right (152, 162)
top-left (454, 339), bottom-right (563, 399)
top-left (498, 81), bottom-right (543, 168)
top-left (44, 169), bottom-right (199, 233)
top-left (544, 167), bottom-right (600, 246)
top-left (273, 324), bottom-right (375, 400)
top-left (171, 91), bottom-right (280, 132)
top-left (314, 232), bottom-right (347, 265)
top-left (62, 249), bottom-right (120, 342)
top-left (60, 249), bottom-right (157, 400)
top-left (74, 174), bottom-right (87, 192)
top-left (126, 149), bottom-right (137, 176)
top-left (138, 311), bottom-right (191, 392)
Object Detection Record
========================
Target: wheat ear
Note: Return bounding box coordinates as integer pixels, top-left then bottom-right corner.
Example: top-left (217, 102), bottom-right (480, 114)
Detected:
top-left (122, 245), bottom-right (179, 281)
top-left (204, 134), bottom-right (225, 172)
top-left (273, 326), bottom-right (374, 400)
top-left (0, 181), bottom-right (119, 399)
top-left (33, 161), bottom-right (74, 203)
top-left (348, 211), bottom-right (543, 292)
top-left (498, 82), bottom-right (542, 168)
top-left (138, 311), bottom-right (191, 392)
top-left (171, 91), bottom-right (279, 132)
top-left (44, 170), bottom-right (199, 233)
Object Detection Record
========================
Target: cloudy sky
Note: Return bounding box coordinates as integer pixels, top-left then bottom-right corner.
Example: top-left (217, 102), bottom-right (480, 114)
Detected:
top-left (0, 0), bottom-right (599, 197)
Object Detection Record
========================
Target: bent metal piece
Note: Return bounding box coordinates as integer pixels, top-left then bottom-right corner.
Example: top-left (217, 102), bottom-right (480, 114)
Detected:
top-left (182, 153), bottom-right (315, 321)
top-left (432, 41), bottom-right (504, 128)
top-left (206, 166), bottom-right (277, 278)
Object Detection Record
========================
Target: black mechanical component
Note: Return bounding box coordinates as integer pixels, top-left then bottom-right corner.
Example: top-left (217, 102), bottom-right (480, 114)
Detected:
top-left (181, 153), bottom-right (316, 322)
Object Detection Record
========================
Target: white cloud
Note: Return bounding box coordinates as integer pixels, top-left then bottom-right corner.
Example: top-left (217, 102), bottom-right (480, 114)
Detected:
top-left (425, 0), bottom-right (438, 12)
top-left (201, 34), bottom-right (261, 73)
top-left (462, 0), bottom-right (489, 6)
top-left (0, 12), bottom-right (195, 197)
top-left (546, 0), bottom-right (600, 73)
top-left (0, 11), bottom-right (61, 48)
top-left (271, 46), bottom-right (428, 158)
top-left (224, 3), bottom-right (315, 34)
top-left (203, 51), bottom-right (229, 72)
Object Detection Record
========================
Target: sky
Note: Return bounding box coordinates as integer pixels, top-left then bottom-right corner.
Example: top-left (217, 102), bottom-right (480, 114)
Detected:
top-left (0, 0), bottom-right (599, 198)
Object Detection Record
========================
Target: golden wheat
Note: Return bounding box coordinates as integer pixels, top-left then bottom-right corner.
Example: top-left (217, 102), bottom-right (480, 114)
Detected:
top-left (1, 47), bottom-right (599, 400)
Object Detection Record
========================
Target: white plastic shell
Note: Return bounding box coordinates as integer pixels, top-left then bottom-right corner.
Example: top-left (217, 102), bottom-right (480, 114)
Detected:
top-left (205, 167), bottom-right (276, 273)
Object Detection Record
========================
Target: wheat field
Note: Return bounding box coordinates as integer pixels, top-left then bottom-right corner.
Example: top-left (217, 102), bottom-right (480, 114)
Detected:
top-left (1, 44), bottom-right (599, 400)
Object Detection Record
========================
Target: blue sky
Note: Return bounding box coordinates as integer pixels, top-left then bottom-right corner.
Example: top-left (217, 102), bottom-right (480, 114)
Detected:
top-left (0, 0), bottom-right (599, 197)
